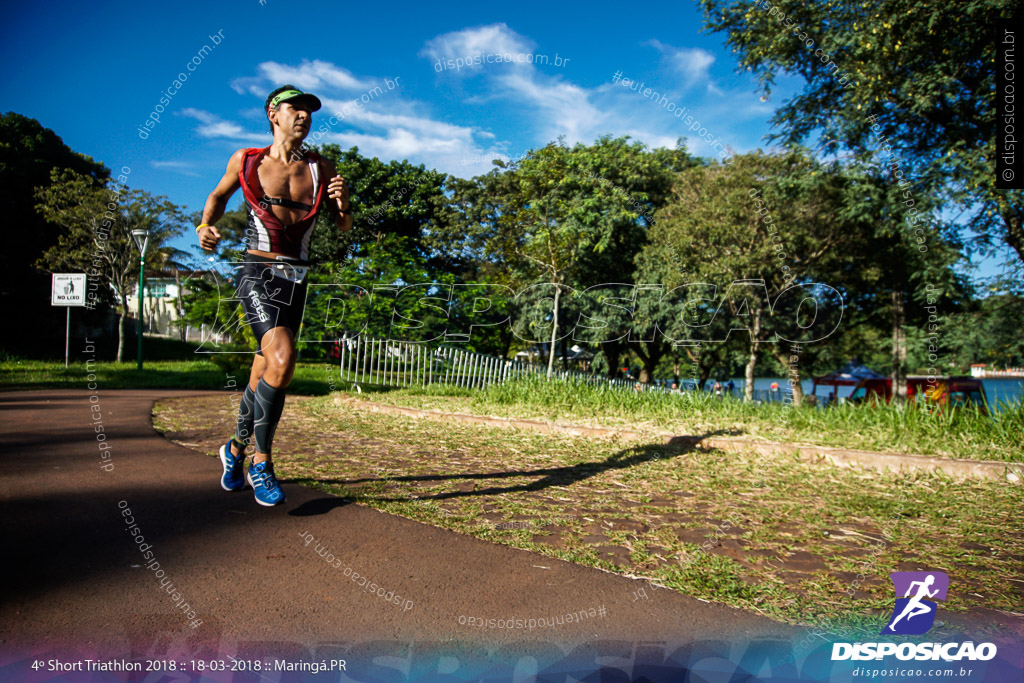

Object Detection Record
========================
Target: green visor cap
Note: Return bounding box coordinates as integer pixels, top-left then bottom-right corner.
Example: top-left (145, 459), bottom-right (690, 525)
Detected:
top-left (269, 88), bottom-right (322, 112)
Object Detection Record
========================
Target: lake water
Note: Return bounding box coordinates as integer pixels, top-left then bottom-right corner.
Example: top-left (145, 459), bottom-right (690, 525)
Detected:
top-left (677, 376), bottom-right (1023, 409)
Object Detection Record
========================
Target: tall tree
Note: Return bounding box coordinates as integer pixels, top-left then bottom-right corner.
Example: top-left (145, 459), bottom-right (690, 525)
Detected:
top-left (567, 137), bottom-right (693, 382)
top-left (633, 241), bottom-right (741, 390)
top-left (698, 0), bottom-right (1022, 268)
top-left (35, 169), bottom-right (189, 361)
top-left (649, 149), bottom-right (858, 402)
top-left (435, 136), bottom-right (690, 376)
top-left (1, 112), bottom-right (109, 355)
top-left (831, 163), bottom-right (965, 400)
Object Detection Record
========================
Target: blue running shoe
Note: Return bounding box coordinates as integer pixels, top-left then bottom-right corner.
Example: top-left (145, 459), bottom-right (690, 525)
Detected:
top-left (218, 439), bottom-right (246, 492)
top-left (247, 460), bottom-right (286, 506)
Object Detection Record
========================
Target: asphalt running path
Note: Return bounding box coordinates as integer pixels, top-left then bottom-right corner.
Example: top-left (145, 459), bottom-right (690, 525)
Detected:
top-left (0, 389), bottom-right (797, 666)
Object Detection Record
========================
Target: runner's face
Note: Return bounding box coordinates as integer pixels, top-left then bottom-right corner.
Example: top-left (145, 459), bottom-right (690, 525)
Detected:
top-left (270, 101), bottom-right (312, 139)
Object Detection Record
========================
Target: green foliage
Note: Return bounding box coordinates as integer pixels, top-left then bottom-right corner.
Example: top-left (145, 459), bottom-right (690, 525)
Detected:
top-left (434, 136), bottom-right (692, 376)
top-left (0, 112), bottom-right (110, 355)
top-left (304, 144), bottom-right (448, 267)
top-left (301, 232), bottom-right (457, 351)
top-left (0, 111), bottom-right (110, 282)
top-left (34, 167), bottom-right (190, 361)
top-left (175, 274), bottom-right (258, 355)
top-left (939, 294), bottom-right (1024, 372)
top-left (643, 149), bottom-right (862, 396)
top-left (698, 0), bottom-right (1023, 267)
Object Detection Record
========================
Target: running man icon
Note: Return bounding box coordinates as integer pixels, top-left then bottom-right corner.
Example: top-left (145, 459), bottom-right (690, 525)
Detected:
top-left (882, 571), bottom-right (949, 635)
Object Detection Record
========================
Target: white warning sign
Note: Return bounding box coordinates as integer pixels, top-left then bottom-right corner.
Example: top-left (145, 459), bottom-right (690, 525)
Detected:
top-left (51, 273), bottom-right (87, 306)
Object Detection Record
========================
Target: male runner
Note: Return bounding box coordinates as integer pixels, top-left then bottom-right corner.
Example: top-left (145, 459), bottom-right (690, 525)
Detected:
top-left (197, 84), bottom-right (352, 506)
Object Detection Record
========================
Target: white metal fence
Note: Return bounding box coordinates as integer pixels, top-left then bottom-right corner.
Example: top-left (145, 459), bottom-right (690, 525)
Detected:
top-left (337, 334), bottom-right (633, 391)
top-left (333, 335), bottom-right (808, 405)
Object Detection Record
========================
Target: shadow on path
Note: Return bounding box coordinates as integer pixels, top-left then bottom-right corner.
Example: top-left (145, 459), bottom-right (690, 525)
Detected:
top-left (308, 429), bottom-right (742, 503)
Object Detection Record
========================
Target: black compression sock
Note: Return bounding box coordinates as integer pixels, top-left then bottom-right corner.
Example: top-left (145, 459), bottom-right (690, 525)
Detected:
top-left (253, 378), bottom-right (287, 456)
top-left (234, 383), bottom-right (256, 451)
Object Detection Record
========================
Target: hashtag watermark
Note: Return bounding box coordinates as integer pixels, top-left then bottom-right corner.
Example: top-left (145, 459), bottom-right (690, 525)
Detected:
top-left (118, 500), bottom-right (202, 629)
top-left (458, 605), bottom-right (607, 631)
top-left (612, 70), bottom-right (729, 161)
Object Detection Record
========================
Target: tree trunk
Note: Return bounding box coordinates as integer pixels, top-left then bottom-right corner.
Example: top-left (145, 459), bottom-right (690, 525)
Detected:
top-left (117, 300), bottom-right (128, 363)
top-left (632, 341), bottom-right (663, 385)
top-left (174, 268), bottom-right (185, 341)
top-left (602, 340), bottom-right (622, 379)
top-left (627, 339), bottom-right (651, 385)
top-left (546, 282), bottom-right (561, 379)
top-left (790, 366), bottom-right (805, 406)
top-left (698, 365), bottom-right (713, 392)
top-left (500, 326), bottom-right (514, 361)
top-left (743, 306), bottom-right (763, 401)
top-left (744, 348), bottom-right (757, 401)
top-left (771, 347), bottom-right (804, 406)
top-left (891, 290), bottom-right (907, 403)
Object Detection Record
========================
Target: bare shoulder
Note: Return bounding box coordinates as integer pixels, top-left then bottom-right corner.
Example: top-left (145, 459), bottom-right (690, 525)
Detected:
top-left (208, 148), bottom-right (248, 198)
top-left (226, 148), bottom-right (249, 172)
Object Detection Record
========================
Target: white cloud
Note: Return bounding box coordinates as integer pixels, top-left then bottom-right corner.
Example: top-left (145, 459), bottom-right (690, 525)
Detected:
top-left (230, 76), bottom-right (265, 97)
top-left (180, 108), bottom-right (264, 143)
top-left (317, 96), bottom-right (475, 141)
top-left (491, 72), bottom-right (605, 146)
top-left (256, 60), bottom-right (377, 92)
top-left (648, 40), bottom-right (717, 88)
top-left (419, 23), bottom-right (535, 72)
top-left (201, 31), bottom-right (783, 181)
top-left (672, 48), bottom-right (716, 85)
top-left (216, 57), bottom-right (506, 176)
top-left (417, 24), bottom-right (604, 146)
top-left (150, 160), bottom-right (200, 176)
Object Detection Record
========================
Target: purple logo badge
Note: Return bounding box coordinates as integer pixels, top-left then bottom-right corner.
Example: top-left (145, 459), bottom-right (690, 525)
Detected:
top-left (881, 571), bottom-right (949, 635)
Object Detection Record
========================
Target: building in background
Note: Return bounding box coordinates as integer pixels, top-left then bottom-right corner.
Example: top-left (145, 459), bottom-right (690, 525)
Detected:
top-left (970, 364), bottom-right (1024, 378)
top-left (126, 268), bottom-right (224, 343)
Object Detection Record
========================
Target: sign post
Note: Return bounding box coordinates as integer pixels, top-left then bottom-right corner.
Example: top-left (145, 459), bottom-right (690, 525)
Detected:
top-left (51, 273), bottom-right (87, 367)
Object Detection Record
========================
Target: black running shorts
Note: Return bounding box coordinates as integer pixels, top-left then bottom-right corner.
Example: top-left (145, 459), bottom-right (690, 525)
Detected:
top-left (235, 255), bottom-right (309, 354)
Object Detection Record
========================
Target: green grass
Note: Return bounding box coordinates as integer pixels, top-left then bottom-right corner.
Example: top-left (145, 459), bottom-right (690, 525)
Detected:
top-left (8, 353), bottom-right (1020, 462)
top-left (343, 375), bottom-right (1024, 462)
top-left (0, 356), bottom-right (351, 395)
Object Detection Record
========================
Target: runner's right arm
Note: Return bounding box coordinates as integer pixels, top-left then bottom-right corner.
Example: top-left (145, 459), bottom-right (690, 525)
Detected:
top-left (198, 149), bottom-right (245, 252)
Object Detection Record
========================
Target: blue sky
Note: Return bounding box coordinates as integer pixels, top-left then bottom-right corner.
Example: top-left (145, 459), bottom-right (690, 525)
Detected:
top-left (2, 0), bottom-right (1010, 280)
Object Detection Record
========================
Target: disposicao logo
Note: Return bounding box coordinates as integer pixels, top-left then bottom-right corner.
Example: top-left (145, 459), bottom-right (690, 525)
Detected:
top-left (831, 571), bottom-right (998, 662)
top-left (882, 571), bottom-right (948, 635)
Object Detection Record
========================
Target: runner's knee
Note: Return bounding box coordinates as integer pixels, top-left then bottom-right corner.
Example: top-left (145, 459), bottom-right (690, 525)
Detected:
top-left (262, 346), bottom-right (295, 370)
